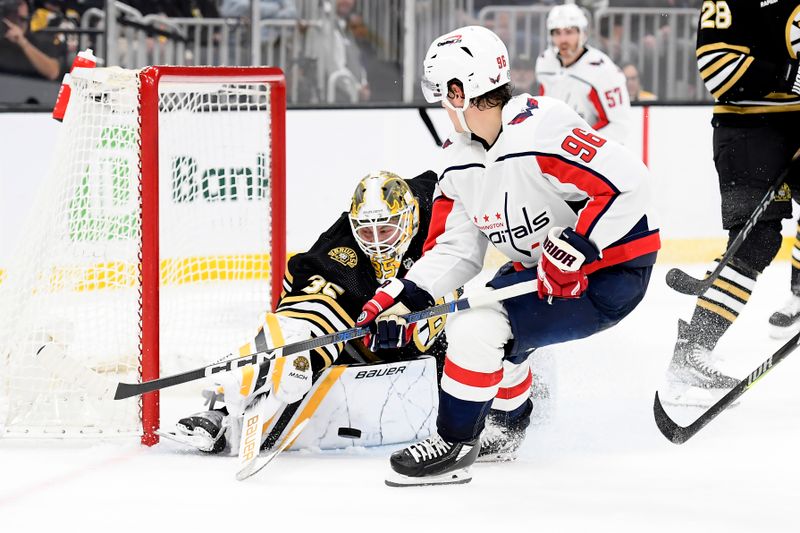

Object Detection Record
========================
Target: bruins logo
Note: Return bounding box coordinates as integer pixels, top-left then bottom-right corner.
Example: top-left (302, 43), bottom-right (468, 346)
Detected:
top-left (293, 355), bottom-right (310, 372)
top-left (788, 5), bottom-right (800, 59)
top-left (776, 183), bottom-right (792, 202)
top-left (328, 247), bottom-right (358, 268)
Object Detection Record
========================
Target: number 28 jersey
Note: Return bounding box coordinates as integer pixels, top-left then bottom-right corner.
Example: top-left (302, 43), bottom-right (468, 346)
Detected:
top-left (403, 95), bottom-right (660, 300)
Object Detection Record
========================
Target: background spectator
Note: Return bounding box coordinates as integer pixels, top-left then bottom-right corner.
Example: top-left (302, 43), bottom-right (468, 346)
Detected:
top-left (311, 0), bottom-right (369, 103)
top-left (219, 0), bottom-right (296, 20)
top-left (0, 0), bottom-right (64, 80)
top-left (623, 63), bottom-right (657, 102)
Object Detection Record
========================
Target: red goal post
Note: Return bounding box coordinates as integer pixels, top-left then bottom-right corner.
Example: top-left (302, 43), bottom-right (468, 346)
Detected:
top-left (139, 66), bottom-right (286, 445)
top-left (0, 66), bottom-right (286, 445)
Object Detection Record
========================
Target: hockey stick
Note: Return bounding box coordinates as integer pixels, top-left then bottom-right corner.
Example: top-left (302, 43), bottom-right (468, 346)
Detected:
top-left (236, 392), bottom-right (283, 480)
top-left (666, 148), bottom-right (800, 296)
top-left (236, 419), bottom-right (310, 481)
top-left (114, 279), bottom-right (538, 400)
top-left (653, 329), bottom-right (800, 444)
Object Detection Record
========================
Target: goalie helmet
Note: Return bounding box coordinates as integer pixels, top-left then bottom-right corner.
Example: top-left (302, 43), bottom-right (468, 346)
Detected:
top-left (420, 25), bottom-right (511, 112)
top-left (547, 3), bottom-right (589, 46)
top-left (348, 171), bottom-right (419, 263)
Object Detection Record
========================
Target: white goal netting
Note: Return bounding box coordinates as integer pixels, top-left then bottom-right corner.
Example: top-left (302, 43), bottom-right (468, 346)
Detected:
top-left (0, 67), bottom-right (283, 438)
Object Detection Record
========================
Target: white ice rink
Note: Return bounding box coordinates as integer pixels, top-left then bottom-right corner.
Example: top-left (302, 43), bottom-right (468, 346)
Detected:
top-left (2, 262), bottom-right (799, 532)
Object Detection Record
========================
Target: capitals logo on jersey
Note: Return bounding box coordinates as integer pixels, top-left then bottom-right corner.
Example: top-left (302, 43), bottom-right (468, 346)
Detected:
top-left (508, 98), bottom-right (539, 125)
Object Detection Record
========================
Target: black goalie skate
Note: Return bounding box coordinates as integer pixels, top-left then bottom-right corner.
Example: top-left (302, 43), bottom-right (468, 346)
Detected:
top-left (385, 433), bottom-right (479, 487)
top-left (172, 408), bottom-right (228, 454)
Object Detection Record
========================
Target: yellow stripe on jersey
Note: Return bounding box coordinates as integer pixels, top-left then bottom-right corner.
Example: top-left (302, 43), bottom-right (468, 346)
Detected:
top-left (696, 42), bottom-right (751, 57)
top-left (276, 309), bottom-right (344, 358)
top-left (763, 92), bottom-right (800, 100)
top-left (713, 102), bottom-right (800, 113)
top-left (712, 56), bottom-right (754, 99)
top-left (279, 293), bottom-right (355, 327)
top-left (700, 52), bottom-right (740, 80)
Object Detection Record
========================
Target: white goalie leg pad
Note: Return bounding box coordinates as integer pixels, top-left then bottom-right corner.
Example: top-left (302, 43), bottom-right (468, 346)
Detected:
top-left (266, 356), bottom-right (438, 450)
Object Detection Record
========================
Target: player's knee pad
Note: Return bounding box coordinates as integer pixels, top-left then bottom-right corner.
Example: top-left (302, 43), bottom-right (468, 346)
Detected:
top-left (444, 290), bottom-right (512, 373)
top-left (730, 219), bottom-right (783, 273)
top-left (491, 359), bottom-right (532, 412)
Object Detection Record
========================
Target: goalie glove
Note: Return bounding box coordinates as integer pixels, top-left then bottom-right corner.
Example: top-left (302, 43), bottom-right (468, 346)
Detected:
top-left (537, 226), bottom-right (600, 300)
top-left (781, 59), bottom-right (800, 96)
top-left (212, 314), bottom-right (314, 417)
top-left (357, 278), bottom-right (434, 350)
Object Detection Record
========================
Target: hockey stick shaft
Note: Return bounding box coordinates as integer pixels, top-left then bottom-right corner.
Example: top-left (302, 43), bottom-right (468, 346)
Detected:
top-left (114, 279), bottom-right (538, 400)
top-left (666, 147), bottom-right (800, 296)
top-left (653, 329), bottom-right (800, 444)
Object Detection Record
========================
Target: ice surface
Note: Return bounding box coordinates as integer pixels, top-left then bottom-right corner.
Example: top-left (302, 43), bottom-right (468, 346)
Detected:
top-left (1, 263), bottom-right (799, 532)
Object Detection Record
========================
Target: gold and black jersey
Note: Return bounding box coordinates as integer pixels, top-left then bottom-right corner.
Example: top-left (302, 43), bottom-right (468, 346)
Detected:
top-left (276, 170), bottom-right (447, 371)
top-left (696, 0), bottom-right (800, 121)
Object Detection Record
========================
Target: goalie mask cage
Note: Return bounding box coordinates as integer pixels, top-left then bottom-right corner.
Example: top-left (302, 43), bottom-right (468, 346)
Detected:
top-left (0, 66), bottom-right (286, 445)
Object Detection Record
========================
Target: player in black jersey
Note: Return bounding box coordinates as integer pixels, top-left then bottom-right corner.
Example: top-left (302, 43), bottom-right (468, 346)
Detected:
top-left (666, 1), bottom-right (800, 405)
top-left (168, 170), bottom-right (456, 454)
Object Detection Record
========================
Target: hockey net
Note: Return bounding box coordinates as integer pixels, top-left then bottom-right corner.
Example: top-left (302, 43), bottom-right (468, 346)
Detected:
top-left (0, 66), bottom-right (286, 443)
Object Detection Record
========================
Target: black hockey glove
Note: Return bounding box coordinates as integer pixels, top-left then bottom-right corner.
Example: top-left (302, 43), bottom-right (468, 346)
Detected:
top-left (357, 278), bottom-right (434, 350)
top-left (780, 59), bottom-right (800, 96)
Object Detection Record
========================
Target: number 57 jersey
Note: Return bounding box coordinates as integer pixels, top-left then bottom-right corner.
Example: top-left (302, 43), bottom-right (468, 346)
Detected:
top-left (404, 95), bottom-right (660, 300)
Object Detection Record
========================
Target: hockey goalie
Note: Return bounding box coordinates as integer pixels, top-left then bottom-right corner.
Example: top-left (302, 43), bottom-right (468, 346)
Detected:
top-left (167, 170), bottom-right (552, 460)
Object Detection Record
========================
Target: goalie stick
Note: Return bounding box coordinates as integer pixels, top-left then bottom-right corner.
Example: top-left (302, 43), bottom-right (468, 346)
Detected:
top-left (653, 329), bottom-right (800, 444)
top-left (114, 279), bottom-right (539, 400)
top-left (666, 148), bottom-right (800, 296)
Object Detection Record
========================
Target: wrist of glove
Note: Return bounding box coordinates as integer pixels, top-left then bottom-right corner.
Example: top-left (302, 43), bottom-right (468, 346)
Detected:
top-left (357, 278), bottom-right (434, 350)
top-left (781, 59), bottom-right (800, 96)
top-left (537, 226), bottom-right (600, 300)
top-left (215, 315), bottom-right (315, 416)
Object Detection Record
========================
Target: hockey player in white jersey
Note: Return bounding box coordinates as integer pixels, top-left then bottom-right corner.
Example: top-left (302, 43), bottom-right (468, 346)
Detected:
top-left (356, 26), bottom-right (660, 486)
top-left (535, 3), bottom-right (632, 145)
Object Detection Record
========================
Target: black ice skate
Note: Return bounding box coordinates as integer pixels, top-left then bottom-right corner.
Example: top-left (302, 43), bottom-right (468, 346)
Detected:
top-left (663, 320), bottom-right (738, 407)
top-left (477, 399), bottom-right (532, 463)
top-left (768, 294), bottom-right (800, 339)
top-left (167, 408), bottom-right (228, 454)
top-left (385, 433), bottom-right (479, 487)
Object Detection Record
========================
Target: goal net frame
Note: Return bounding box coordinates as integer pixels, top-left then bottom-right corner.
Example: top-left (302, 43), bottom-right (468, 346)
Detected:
top-left (0, 65), bottom-right (286, 446)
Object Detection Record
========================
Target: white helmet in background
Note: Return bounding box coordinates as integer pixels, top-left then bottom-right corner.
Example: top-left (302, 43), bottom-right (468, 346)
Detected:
top-left (421, 25), bottom-right (510, 132)
top-left (547, 3), bottom-right (589, 46)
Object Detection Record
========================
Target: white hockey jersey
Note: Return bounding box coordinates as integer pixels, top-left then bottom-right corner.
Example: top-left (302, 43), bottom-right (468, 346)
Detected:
top-left (404, 95), bottom-right (660, 300)
top-left (535, 46), bottom-right (632, 145)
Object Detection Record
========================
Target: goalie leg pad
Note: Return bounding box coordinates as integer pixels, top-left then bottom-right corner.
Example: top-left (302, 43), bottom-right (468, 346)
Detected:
top-left (264, 357), bottom-right (438, 450)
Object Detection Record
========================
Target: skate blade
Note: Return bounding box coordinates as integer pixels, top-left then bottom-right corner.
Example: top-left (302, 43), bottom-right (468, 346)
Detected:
top-left (476, 452), bottom-right (518, 463)
top-left (384, 468), bottom-right (472, 487)
top-left (155, 429), bottom-right (218, 451)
